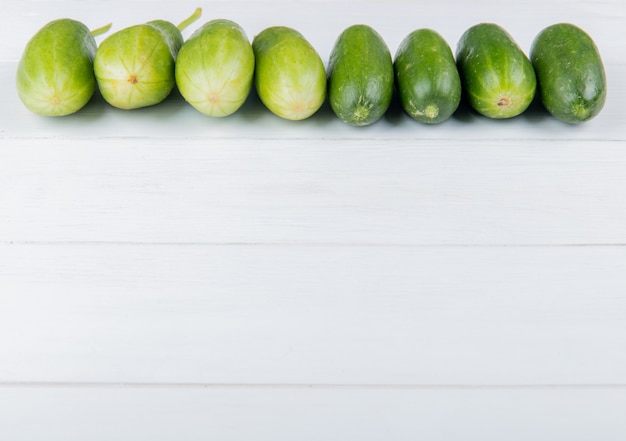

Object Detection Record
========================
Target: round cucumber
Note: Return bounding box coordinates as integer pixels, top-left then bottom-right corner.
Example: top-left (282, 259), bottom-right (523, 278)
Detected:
top-left (456, 23), bottom-right (536, 119)
top-left (394, 28), bottom-right (461, 124)
top-left (16, 19), bottom-right (111, 116)
top-left (327, 24), bottom-right (394, 126)
top-left (94, 8), bottom-right (201, 110)
top-left (252, 26), bottom-right (326, 121)
top-left (175, 19), bottom-right (255, 117)
top-left (530, 23), bottom-right (606, 124)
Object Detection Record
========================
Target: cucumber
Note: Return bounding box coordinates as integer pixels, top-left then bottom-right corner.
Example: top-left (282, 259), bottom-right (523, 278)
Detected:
top-left (530, 23), bottom-right (607, 124)
top-left (16, 19), bottom-right (111, 116)
top-left (327, 24), bottom-right (394, 126)
top-left (252, 26), bottom-right (326, 121)
top-left (175, 19), bottom-right (255, 117)
top-left (456, 23), bottom-right (536, 119)
top-left (394, 28), bottom-right (461, 124)
top-left (94, 8), bottom-right (201, 110)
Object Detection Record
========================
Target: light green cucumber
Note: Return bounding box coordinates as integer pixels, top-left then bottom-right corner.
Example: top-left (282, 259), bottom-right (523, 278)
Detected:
top-left (94, 8), bottom-right (201, 110)
top-left (327, 24), bottom-right (394, 126)
top-left (394, 28), bottom-right (461, 124)
top-left (16, 19), bottom-right (111, 116)
top-left (252, 26), bottom-right (326, 121)
top-left (456, 23), bottom-right (536, 119)
top-left (530, 23), bottom-right (607, 124)
top-left (175, 19), bottom-right (254, 117)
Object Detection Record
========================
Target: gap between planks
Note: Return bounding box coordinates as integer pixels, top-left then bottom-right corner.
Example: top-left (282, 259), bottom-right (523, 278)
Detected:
top-left (1, 381), bottom-right (625, 390)
top-left (1, 135), bottom-right (625, 143)
top-left (3, 240), bottom-right (626, 248)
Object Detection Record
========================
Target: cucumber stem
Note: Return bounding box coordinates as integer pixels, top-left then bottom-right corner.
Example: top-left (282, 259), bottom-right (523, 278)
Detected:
top-left (91, 23), bottom-right (112, 37)
top-left (177, 7), bottom-right (202, 32)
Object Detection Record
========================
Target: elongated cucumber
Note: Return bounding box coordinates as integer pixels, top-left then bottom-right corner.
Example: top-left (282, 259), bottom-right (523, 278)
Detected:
top-left (456, 23), bottom-right (536, 119)
top-left (530, 23), bottom-right (607, 124)
top-left (16, 19), bottom-right (111, 116)
top-left (175, 19), bottom-right (255, 117)
top-left (394, 28), bottom-right (461, 124)
top-left (252, 26), bottom-right (326, 121)
top-left (94, 8), bottom-right (202, 110)
top-left (327, 24), bottom-right (394, 126)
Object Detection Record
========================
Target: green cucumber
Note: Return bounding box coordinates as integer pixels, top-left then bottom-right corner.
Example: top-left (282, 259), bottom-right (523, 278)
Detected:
top-left (175, 19), bottom-right (255, 117)
top-left (16, 19), bottom-right (111, 116)
top-left (394, 28), bottom-right (461, 124)
top-left (327, 24), bottom-right (394, 126)
top-left (94, 8), bottom-right (202, 110)
top-left (252, 26), bottom-right (326, 121)
top-left (456, 23), bottom-right (536, 119)
top-left (530, 23), bottom-right (606, 124)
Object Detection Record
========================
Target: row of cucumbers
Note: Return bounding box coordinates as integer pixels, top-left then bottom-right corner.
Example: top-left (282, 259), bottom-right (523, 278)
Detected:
top-left (16, 9), bottom-right (607, 125)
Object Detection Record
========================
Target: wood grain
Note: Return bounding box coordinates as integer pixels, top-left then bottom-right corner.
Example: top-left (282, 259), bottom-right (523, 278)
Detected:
top-left (2, 137), bottom-right (626, 245)
top-left (2, 386), bottom-right (626, 441)
top-left (1, 243), bottom-right (625, 385)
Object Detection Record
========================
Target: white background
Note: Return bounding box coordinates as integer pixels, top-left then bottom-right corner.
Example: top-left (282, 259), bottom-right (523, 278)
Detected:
top-left (1, 0), bottom-right (626, 439)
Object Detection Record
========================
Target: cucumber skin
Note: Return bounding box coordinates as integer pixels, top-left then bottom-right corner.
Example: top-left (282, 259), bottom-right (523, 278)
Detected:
top-left (16, 19), bottom-right (97, 116)
top-left (530, 23), bottom-right (606, 124)
top-left (327, 24), bottom-right (394, 126)
top-left (252, 26), bottom-right (326, 121)
top-left (175, 19), bottom-right (255, 117)
top-left (456, 23), bottom-right (536, 119)
top-left (94, 24), bottom-right (176, 110)
top-left (147, 20), bottom-right (184, 59)
top-left (394, 28), bottom-right (461, 124)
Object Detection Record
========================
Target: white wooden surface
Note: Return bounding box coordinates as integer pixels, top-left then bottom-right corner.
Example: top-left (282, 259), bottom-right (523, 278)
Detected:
top-left (1, 1), bottom-right (626, 439)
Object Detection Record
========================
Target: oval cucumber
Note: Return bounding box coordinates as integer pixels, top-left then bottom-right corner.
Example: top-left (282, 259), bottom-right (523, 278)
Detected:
top-left (94, 8), bottom-right (201, 110)
top-left (394, 28), bottom-right (461, 124)
top-left (327, 24), bottom-right (394, 126)
top-left (530, 23), bottom-right (606, 124)
top-left (456, 23), bottom-right (536, 119)
top-left (252, 26), bottom-right (326, 121)
top-left (175, 19), bottom-right (255, 117)
top-left (16, 19), bottom-right (100, 116)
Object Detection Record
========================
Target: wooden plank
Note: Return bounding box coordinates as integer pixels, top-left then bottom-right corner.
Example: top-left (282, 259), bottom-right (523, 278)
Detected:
top-left (2, 137), bottom-right (626, 245)
top-left (1, 243), bottom-right (625, 385)
top-left (1, 385), bottom-right (626, 441)
top-left (2, 1), bottom-right (626, 439)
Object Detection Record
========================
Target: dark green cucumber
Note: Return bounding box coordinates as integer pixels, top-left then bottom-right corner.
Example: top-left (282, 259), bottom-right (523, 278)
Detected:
top-left (394, 28), bottom-right (461, 124)
top-left (456, 23), bottom-right (536, 119)
top-left (327, 24), bottom-right (394, 126)
top-left (530, 23), bottom-right (606, 124)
